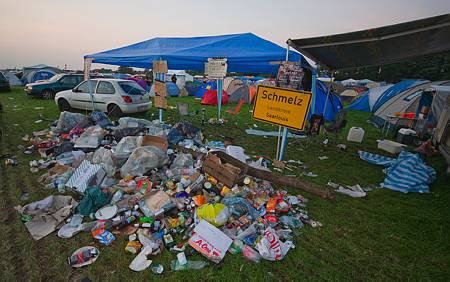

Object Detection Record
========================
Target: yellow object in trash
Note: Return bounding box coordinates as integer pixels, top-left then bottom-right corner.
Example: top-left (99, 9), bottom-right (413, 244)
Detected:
top-left (125, 241), bottom-right (142, 254)
top-left (195, 203), bottom-right (230, 227)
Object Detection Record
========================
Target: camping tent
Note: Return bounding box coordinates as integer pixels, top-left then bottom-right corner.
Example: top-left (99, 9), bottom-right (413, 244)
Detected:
top-left (223, 77), bottom-right (234, 92)
top-left (347, 85), bottom-right (392, 112)
top-left (357, 79), bottom-right (374, 86)
top-left (201, 89), bottom-right (229, 106)
top-left (229, 85), bottom-right (253, 104)
top-left (166, 81), bottom-right (180, 97)
top-left (341, 79), bottom-right (357, 86)
top-left (4, 72), bottom-right (22, 86)
top-left (309, 81), bottom-right (343, 121)
top-left (431, 85), bottom-right (450, 122)
top-left (372, 80), bottom-right (427, 113)
top-left (371, 80), bottom-right (450, 126)
top-left (194, 81), bottom-right (217, 98)
top-left (185, 81), bottom-right (202, 96)
top-left (85, 33), bottom-right (311, 74)
top-left (226, 79), bottom-right (244, 95)
top-left (22, 64), bottom-right (61, 84)
top-left (339, 89), bottom-right (359, 102)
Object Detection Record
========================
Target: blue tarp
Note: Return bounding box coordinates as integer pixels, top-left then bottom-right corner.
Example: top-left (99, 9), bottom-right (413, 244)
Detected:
top-left (85, 33), bottom-right (310, 74)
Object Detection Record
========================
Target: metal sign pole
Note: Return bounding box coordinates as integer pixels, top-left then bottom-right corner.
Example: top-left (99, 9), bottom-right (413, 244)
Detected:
top-left (278, 44), bottom-right (291, 161)
top-left (217, 77), bottom-right (223, 119)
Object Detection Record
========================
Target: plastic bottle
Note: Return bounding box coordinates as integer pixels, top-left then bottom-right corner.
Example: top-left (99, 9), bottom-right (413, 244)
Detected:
top-left (68, 248), bottom-right (99, 266)
top-left (170, 260), bottom-right (208, 271)
top-left (111, 190), bottom-right (124, 203)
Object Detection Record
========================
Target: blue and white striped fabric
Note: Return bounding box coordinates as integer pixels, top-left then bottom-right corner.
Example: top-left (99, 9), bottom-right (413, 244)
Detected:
top-left (358, 151), bottom-right (436, 193)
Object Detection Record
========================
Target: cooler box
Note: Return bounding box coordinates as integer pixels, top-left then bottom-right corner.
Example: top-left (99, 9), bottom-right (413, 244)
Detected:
top-left (396, 128), bottom-right (416, 145)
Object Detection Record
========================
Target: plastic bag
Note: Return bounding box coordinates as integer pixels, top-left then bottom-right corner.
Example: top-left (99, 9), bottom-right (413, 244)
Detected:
top-left (74, 125), bottom-right (106, 149)
top-left (256, 227), bottom-right (291, 261)
top-left (117, 117), bottom-right (153, 129)
top-left (120, 146), bottom-right (168, 177)
top-left (57, 111), bottom-right (91, 133)
top-left (92, 147), bottom-right (116, 177)
top-left (90, 111), bottom-right (112, 128)
top-left (115, 136), bottom-right (139, 156)
top-left (221, 197), bottom-right (260, 220)
top-left (170, 153), bottom-right (194, 169)
top-left (195, 203), bottom-right (230, 227)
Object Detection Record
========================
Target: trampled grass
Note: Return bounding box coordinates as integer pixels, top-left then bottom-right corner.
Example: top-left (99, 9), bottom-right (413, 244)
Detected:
top-left (0, 87), bottom-right (449, 281)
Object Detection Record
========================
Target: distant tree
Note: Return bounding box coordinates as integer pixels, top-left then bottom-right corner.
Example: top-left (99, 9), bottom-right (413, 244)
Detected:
top-left (117, 66), bottom-right (135, 74)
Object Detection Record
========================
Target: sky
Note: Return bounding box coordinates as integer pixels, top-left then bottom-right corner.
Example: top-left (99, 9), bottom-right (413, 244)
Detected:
top-left (0, 0), bottom-right (449, 70)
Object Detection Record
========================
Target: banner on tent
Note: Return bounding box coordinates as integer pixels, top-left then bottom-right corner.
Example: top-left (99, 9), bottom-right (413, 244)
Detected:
top-left (153, 61), bottom-right (168, 73)
top-left (205, 58), bottom-right (227, 78)
top-left (276, 62), bottom-right (304, 90)
top-left (252, 85), bottom-right (312, 130)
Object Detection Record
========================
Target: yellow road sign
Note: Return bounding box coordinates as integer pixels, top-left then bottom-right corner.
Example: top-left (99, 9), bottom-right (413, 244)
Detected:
top-left (252, 85), bottom-right (312, 130)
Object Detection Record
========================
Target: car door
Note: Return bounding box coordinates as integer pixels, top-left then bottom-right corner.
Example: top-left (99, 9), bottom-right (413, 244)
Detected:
top-left (57, 75), bottom-right (76, 93)
top-left (71, 80), bottom-right (98, 110)
top-left (95, 81), bottom-right (116, 112)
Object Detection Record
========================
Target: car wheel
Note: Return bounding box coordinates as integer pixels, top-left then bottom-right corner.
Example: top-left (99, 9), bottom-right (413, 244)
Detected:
top-left (107, 104), bottom-right (123, 118)
top-left (57, 98), bottom-right (71, 112)
top-left (41, 89), bottom-right (55, 100)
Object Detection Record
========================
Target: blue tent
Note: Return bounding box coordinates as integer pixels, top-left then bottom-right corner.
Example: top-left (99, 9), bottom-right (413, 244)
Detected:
top-left (194, 81), bottom-right (217, 98)
top-left (372, 80), bottom-right (426, 112)
top-left (85, 33), bottom-right (311, 74)
top-left (308, 81), bottom-right (343, 121)
top-left (166, 82), bottom-right (180, 97)
top-left (347, 85), bottom-right (392, 112)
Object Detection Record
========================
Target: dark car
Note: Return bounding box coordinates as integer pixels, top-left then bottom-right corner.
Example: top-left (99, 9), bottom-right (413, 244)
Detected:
top-left (0, 72), bottom-right (11, 92)
top-left (25, 73), bottom-right (83, 99)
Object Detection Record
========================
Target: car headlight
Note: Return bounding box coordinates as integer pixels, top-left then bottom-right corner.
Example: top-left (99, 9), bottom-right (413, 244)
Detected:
top-left (26, 85), bottom-right (32, 90)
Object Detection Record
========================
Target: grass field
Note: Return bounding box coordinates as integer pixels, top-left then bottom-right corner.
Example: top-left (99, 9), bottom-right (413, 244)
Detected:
top-left (0, 87), bottom-right (449, 281)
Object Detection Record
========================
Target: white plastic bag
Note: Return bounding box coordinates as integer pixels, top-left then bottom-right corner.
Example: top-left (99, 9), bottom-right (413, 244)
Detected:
top-left (92, 147), bottom-right (116, 177)
top-left (120, 146), bottom-right (168, 177)
top-left (256, 227), bottom-right (291, 261)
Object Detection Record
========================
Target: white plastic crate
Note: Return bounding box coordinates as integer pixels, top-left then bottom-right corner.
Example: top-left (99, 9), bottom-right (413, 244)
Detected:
top-left (377, 139), bottom-right (407, 154)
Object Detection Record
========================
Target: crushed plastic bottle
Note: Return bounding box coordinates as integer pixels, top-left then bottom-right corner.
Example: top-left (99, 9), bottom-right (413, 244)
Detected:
top-left (170, 260), bottom-right (208, 271)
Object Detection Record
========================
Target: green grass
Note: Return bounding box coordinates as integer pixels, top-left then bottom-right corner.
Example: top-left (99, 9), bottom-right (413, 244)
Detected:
top-left (0, 87), bottom-right (449, 281)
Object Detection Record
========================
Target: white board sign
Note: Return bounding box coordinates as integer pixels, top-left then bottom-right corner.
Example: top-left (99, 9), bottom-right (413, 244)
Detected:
top-left (205, 58), bottom-right (228, 78)
top-left (188, 220), bottom-right (232, 263)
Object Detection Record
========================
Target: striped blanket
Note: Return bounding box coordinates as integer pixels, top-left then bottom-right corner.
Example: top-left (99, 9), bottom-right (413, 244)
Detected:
top-left (358, 151), bottom-right (436, 193)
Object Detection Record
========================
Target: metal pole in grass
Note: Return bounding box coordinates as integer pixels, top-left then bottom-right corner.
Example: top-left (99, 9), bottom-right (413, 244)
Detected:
top-left (217, 77), bottom-right (223, 119)
top-left (278, 44), bottom-right (291, 161)
top-left (276, 44), bottom-right (291, 160)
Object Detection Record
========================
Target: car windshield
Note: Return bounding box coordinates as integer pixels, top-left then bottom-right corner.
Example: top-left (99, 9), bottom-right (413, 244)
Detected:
top-left (48, 73), bottom-right (65, 82)
top-left (118, 81), bottom-right (146, 95)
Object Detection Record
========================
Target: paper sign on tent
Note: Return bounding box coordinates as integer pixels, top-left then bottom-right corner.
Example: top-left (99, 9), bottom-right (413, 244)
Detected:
top-left (153, 61), bottom-right (168, 73)
top-left (188, 220), bottom-right (232, 263)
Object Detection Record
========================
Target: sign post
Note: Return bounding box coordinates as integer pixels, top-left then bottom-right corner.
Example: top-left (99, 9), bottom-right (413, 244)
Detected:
top-left (205, 58), bottom-right (227, 119)
top-left (153, 60), bottom-right (168, 122)
top-left (252, 85), bottom-right (312, 131)
top-left (83, 58), bottom-right (95, 111)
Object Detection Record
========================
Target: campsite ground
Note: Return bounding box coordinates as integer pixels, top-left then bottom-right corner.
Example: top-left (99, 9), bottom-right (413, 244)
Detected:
top-left (0, 87), bottom-right (449, 281)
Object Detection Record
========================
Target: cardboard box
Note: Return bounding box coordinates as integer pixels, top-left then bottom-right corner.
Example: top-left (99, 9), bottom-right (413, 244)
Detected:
top-left (139, 135), bottom-right (168, 151)
top-left (202, 154), bottom-right (242, 187)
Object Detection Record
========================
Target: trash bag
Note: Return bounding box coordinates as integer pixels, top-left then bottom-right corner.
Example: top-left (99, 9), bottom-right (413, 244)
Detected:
top-left (56, 150), bottom-right (85, 166)
top-left (170, 153), bottom-right (194, 169)
top-left (113, 127), bottom-right (143, 142)
top-left (77, 186), bottom-right (111, 216)
top-left (54, 141), bottom-right (75, 156)
top-left (167, 128), bottom-right (184, 145)
top-left (173, 121), bottom-right (201, 139)
top-left (91, 111), bottom-right (112, 128)
top-left (195, 203), bottom-right (230, 227)
top-left (222, 197), bottom-right (260, 220)
top-left (56, 111), bottom-right (91, 133)
top-left (120, 146), bottom-right (168, 177)
top-left (256, 227), bottom-right (292, 261)
top-left (117, 117), bottom-right (153, 129)
top-left (74, 125), bottom-right (106, 149)
top-left (115, 136), bottom-right (139, 156)
top-left (92, 147), bottom-right (116, 177)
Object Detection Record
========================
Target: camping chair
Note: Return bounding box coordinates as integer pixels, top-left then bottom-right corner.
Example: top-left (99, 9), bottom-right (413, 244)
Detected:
top-left (226, 99), bottom-right (244, 115)
top-left (289, 114), bottom-right (324, 149)
top-left (323, 109), bottom-right (348, 142)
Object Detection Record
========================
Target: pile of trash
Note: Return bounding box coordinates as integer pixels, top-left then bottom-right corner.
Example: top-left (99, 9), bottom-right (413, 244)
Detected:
top-left (15, 111), bottom-right (321, 273)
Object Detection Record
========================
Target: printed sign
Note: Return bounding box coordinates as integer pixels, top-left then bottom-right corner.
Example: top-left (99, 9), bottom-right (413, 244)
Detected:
top-left (188, 220), bottom-right (232, 263)
top-left (153, 60), bottom-right (168, 73)
top-left (154, 96), bottom-right (168, 109)
top-left (276, 62), bottom-right (304, 90)
top-left (205, 58), bottom-right (227, 78)
top-left (252, 85), bottom-right (312, 131)
top-left (83, 58), bottom-right (93, 81)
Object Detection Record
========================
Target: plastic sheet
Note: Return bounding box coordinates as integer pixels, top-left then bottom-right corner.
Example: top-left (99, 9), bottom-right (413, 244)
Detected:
top-left (74, 125), bottom-right (106, 149)
top-left (92, 147), bottom-right (116, 177)
top-left (57, 111), bottom-right (91, 133)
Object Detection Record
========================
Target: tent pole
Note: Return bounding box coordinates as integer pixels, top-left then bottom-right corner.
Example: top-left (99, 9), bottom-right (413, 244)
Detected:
top-left (322, 71), bottom-right (334, 119)
top-left (217, 77), bottom-right (223, 119)
top-left (278, 44), bottom-right (291, 161)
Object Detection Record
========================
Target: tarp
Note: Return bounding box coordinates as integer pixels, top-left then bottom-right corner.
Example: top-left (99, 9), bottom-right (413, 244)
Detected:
top-left (85, 33), bottom-right (311, 74)
top-left (288, 14), bottom-right (450, 70)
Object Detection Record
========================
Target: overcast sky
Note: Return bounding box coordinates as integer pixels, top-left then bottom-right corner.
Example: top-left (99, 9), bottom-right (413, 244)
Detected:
top-left (0, 0), bottom-right (449, 70)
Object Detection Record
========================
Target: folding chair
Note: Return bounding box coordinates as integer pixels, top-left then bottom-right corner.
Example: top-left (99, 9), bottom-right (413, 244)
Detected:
top-left (323, 109), bottom-right (348, 142)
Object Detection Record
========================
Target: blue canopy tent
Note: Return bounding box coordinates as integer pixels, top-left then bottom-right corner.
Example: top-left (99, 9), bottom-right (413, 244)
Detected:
top-left (85, 33), bottom-right (311, 74)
